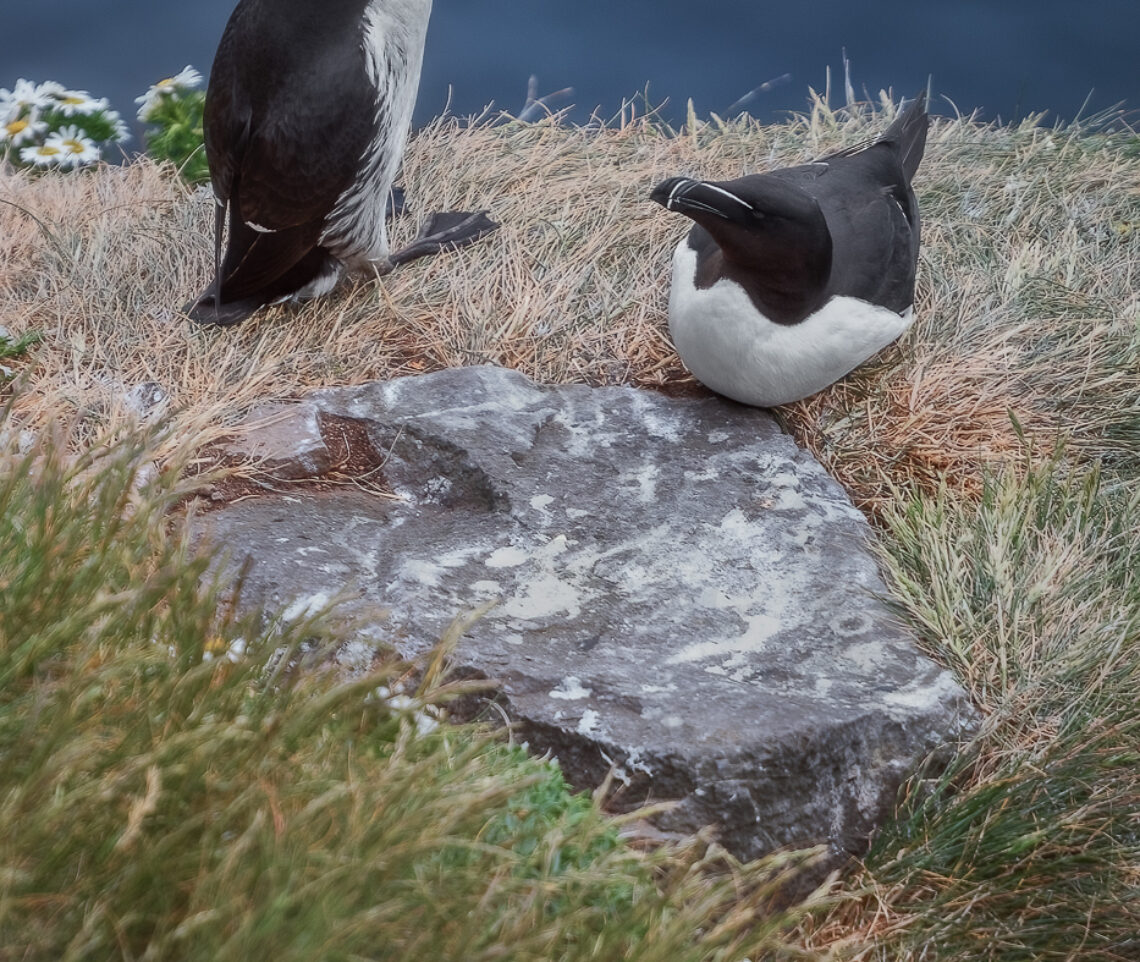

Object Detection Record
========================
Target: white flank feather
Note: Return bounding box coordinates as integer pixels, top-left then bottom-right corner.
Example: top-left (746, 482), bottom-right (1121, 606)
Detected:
top-left (321, 0), bottom-right (432, 269)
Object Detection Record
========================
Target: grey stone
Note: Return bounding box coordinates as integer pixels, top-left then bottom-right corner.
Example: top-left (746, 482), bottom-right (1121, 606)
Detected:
top-left (123, 381), bottom-right (170, 419)
top-left (218, 401), bottom-right (333, 479)
top-left (195, 365), bottom-right (973, 866)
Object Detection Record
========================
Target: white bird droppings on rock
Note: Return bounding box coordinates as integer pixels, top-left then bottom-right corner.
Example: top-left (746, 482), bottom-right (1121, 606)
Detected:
top-left (282, 592), bottom-right (333, 622)
top-left (576, 708), bottom-right (602, 736)
top-left (485, 545), bottom-right (530, 568)
top-left (549, 676), bottom-right (592, 700)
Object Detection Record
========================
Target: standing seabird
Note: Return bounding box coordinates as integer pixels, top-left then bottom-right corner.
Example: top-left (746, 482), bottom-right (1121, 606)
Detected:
top-left (185, 0), bottom-right (496, 327)
top-left (650, 93), bottom-right (928, 407)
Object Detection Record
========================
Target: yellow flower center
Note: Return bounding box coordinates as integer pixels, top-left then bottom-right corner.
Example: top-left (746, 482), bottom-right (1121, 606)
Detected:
top-left (63, 139), bottom-right (85, 154)
top-left (38, 145), bottom-right (61, 156)
top-left (6, 118), bottom-right (28, 135)
top-left (62, 95), bottom-right (85, 105)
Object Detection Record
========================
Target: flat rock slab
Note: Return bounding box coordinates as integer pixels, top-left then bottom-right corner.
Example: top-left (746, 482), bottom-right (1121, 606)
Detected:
top-left (195, 366), bottom-right (973, 863)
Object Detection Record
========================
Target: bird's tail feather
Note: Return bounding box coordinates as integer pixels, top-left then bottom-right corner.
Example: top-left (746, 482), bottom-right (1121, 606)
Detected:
top-left (881, 90), bottom-right (928, 182)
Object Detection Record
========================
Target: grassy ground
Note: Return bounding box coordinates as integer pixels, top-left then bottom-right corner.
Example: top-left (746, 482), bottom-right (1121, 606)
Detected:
top-left (2, 95), bottom-right (1139, 957)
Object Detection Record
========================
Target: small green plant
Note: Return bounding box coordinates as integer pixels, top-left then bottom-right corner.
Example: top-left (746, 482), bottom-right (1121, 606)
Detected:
top-left (0, 326), bottom-right (41, 384)
top-left (0, 78), bottom-right (129, 170)
top-left (0, 325), bottom-right (41, 359)
top-left (136, 66), bottom-right (209, 183)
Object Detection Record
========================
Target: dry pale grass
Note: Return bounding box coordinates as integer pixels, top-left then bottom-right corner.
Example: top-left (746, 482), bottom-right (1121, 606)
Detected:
top-left (2, 97), bottom-right (1138, 505)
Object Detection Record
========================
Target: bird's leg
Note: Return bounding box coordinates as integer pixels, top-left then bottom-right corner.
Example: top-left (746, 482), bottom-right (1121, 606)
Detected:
top-left (386, 185), bottom-right (407, 218)
top-left (212, 200), bottom-right (225, 312)
top-left (388, 210), bottom-right (498, 267)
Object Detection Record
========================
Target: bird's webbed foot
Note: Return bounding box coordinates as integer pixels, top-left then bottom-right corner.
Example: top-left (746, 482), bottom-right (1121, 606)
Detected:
top-left (389, 211), bottom-right (499, 267)
top-left (182, 291), bottom-right (266, 328)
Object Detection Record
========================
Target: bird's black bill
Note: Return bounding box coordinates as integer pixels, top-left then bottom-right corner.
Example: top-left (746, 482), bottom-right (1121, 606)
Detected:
top-left (649, 176), bottom-right (694, 210)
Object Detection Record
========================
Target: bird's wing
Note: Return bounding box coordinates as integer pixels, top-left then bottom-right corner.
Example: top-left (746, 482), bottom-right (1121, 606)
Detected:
top-left (204, 14), bottom-right (377, 233)
top-left (771, 152), bottom-right (918, 311)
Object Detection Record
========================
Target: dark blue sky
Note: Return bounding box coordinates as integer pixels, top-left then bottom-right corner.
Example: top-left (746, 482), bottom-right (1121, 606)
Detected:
top-left (4, 0), bottom-right (1137, 143)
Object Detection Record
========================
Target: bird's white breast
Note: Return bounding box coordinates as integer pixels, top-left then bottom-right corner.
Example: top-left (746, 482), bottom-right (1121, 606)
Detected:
top-left (667, 240), bottom-right (913, 407)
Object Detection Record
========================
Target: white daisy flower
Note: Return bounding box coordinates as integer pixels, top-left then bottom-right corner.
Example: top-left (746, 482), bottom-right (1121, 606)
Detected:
top-left (165, 65), bottom-right (203, 90)
top-left (53, 89), bottom-right (109, 117)
top-left (135, 91), bottom-right (162, 122)
top-left (201, 636), bottom-right (246, 663)
top-left (370, 686), bottom-right (441, 737)
top-left (35, 81), bottom-right (69, 104)
top-left (19, 141), bottom-right (64, 167)
top-left (46, 126), bottom-right (101, 168)
top-left (106, 109), bottom-right (132, 142)
top-left (0, 79), bottom-right (50, 119)
top-left (2, 113), bottom-right (48, 146)
top-left (135, 65), bottom-right (204, 120)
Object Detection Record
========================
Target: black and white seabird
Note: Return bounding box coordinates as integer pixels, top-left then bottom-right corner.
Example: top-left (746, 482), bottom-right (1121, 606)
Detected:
top-left (185, 0), bottom-right (496, 327)
top-left (650, 93), bottom-right (928, 407)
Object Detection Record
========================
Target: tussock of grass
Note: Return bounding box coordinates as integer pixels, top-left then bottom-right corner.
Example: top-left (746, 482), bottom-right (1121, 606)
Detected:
top-left (882, 460), bottom-right (1140, 709)
top-left (0, 423), bottom-right (822, 960)
top-left (799, 460), bottom-right (1140, 959)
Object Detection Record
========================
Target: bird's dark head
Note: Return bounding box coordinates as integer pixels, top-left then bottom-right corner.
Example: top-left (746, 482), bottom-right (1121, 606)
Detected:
top-left (651, 174), bottom-right (833, 318)
top-left (651, 174), bottom-right (830, 267)
top-left (652, 175), bottom-right (821, 226)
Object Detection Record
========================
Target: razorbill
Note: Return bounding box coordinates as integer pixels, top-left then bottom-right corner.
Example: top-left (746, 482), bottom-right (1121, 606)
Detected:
top-left (185, 0), bottom-right (497, 327)
top-left (650, 92), bottom-right (928, 407)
